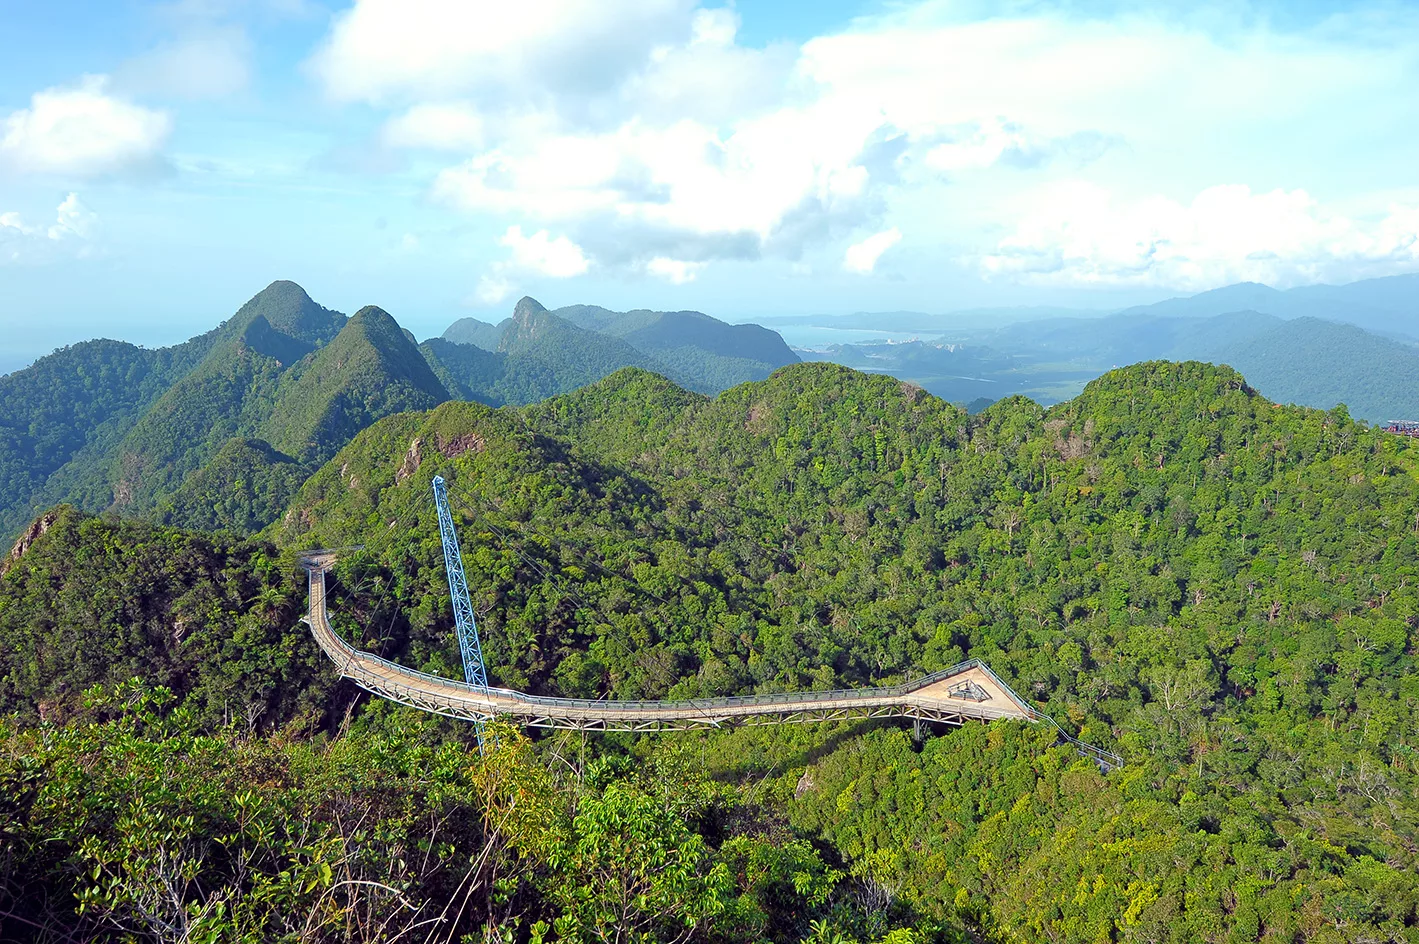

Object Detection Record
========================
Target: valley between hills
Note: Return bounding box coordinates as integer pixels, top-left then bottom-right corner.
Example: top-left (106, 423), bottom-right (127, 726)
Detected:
top-left (1, 281), bottom-right (1417, 942)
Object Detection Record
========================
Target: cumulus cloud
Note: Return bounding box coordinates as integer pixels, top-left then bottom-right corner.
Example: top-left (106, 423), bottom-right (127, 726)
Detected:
top-left (312, 0), bottom-right (1419, 288)
top-left (0, 193), bottom-right (98, 264)
top-left (500, 225), bottom-right (590, 278)
top-left (475, 274), bottom-right (512, 305)
top-left (844, 228), bottom-right (902, 274)
top-left (1, 76), bottom-right (170, 177)
top-left (473, 225), bottom-right (591, 305)
top-left (382, 103), bottom-right (485, 151)
top-left (309, 0), bottom-right (692, 105)
top-left (983, 183), bottom-right (1419, 289)
top-left (646, 257), bottom-right (706, 284)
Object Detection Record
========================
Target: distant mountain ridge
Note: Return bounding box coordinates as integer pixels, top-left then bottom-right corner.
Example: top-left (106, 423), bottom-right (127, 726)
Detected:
top-left (1118, 273), bottom-right (1419, 338)
top-left (0, 283), bottom-right (803, 540)
top-left (439, 296), bottom-right (798, 394)
top-left (792, 272), bottom-right (1419, 420)
top-left (423, 299), bottom-right (666, 406)
top-left (0, 282), bottom-right (452, 537)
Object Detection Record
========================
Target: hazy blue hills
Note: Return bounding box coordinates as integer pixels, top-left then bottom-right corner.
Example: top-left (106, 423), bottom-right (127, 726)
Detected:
top-left (1178, 314), bottom-right (1419, 422)
top-left (794, 274), bottom-right (1419, 419)
top-left (787, 273), bottom-right (1419, 338)
top-left (1116, 272), bottom-right (1419, 338)
top-left (552, 302), bottom-right (797, 391)
top-left (438, 296), bottom-right (798, 394)
top-left (804, 309), bottom-right (1419, 421)
top-left (424, 298), bottom-right (666, 406)
top-left (441, 315), bottom-right (503, 350)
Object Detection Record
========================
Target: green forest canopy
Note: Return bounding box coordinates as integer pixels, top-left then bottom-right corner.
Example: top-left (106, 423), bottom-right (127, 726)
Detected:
top-left (1, 359), bottom-right (1417, 942)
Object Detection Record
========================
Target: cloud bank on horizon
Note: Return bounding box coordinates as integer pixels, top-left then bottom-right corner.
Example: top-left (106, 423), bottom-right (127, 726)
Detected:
top-left (304, 0), bottom-right (1419, 297)
top-left (0, 0), bottom-right (1416, 354)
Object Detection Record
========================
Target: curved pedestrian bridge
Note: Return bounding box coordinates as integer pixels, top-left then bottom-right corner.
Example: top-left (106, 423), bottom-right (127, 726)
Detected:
top-left (300, 552), bottom-right (1117, 767)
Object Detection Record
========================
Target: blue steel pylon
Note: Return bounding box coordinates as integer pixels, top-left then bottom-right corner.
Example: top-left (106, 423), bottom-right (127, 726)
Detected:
top-left (432, 475), bottom-right (490, 750)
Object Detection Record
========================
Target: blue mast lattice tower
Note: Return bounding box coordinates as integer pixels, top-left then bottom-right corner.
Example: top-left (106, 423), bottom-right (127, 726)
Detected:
top-left (432, 475), bottom-right (490, 746)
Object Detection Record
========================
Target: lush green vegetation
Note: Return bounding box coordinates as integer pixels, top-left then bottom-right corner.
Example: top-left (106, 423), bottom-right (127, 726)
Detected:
top-left (0, 506), bottom-right (326, 728)
top-left (0, 336), bottom-right (215, 537)
top-left (1, 286), bottom-right (806, 546)
top-left (157, 438), bottom-right (306, 535)
top-left (257, 305), bottom-right (450, 465)
top-left (5, 354), bottom-right (1419, 941)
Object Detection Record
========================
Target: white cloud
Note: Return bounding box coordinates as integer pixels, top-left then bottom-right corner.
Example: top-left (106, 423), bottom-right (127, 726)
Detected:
top-left (646, 257), bottom-right (706, 283)
top-left (309, 0), bottom-right (692, 105)
top-left (500, 225), bottom-right (589, 278)
top-left (0, 193), bottom-right (98, 264)
top-left (116, 29), bottom-right (251, 100)
top-left (983, 182), bottom-right (1419, 289)
top-left (311, 1), bottom-right (1419, 290)
top-left (1, 76), bottom-right (170, 177)
top-left (433, 106), bottom-right (882, 266)
top-left (472, 225), bottom-right (590, 307)
top-left (843, 228), bottom-right (902, 274)
top-left (383, 103), bottom-right (485, 151)
top-left (49, 193), bottom-right (97, 239)
top-left (476, 274), bottom-right (512, 305)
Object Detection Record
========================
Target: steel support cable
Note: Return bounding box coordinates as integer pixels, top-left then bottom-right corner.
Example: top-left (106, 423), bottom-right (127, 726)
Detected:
top-left (442, 482), bottom-right (829, 730)
top-left (441, 482), bottom-right (734, 726)
top-left (445, 482), bottom-right (1059, 744)
top-left (446, 482), bottom-right (870, 730)
top-left (328, 501), bottom-right (424, 656)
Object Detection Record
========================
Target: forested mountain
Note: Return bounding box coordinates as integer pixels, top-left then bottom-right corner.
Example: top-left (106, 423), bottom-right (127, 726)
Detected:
top-left (255, 304), bottom-right (449, 464)
top-left (804, 305), bottom-right (1419, 420)
top-left (156, 437), bottom-right (306, 534)
top-left (438, 296), bottom-right (799, 395)
top-left (1, 285), bottom-right (807, 542)
top-left (441, 314), bottom-right (504, 349)
top-left (0, 335), bottom-right (215, 538)
top-left (552, 301), bottom-right (799, 391)
top-left (0, 281), bottom-right (360, 534)
top-left (4, 358), bottom-right (1418, 941)
top-left (1176, 314), bottom-right (1419, 420)
top-left (423, 297), bottom-right (668, 406)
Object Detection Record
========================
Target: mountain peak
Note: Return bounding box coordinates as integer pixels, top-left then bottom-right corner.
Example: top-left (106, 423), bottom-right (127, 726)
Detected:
top-left (349, 304), bottom-right (397, 327)
top-left (231, 280), bottom-right (346, 345)
top-left (513, 296), bottom-right (547, 319)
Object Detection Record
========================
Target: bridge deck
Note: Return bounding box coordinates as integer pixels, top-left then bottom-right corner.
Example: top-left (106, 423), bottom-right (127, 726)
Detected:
top-left (300, 554), bottom-right (1039, 733)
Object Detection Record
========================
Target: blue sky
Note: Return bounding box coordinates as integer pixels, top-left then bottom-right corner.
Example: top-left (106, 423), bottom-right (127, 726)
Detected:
top-left (2, 0), bottom-right (1417, 372)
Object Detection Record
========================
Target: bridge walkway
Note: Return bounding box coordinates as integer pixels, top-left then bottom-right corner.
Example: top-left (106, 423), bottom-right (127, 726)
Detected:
top-left (300, 554), bottom-right (1117, 768)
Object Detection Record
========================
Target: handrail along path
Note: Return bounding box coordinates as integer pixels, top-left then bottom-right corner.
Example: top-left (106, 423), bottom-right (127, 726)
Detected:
top-left (300, 552), bottom-right (1122, 766)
